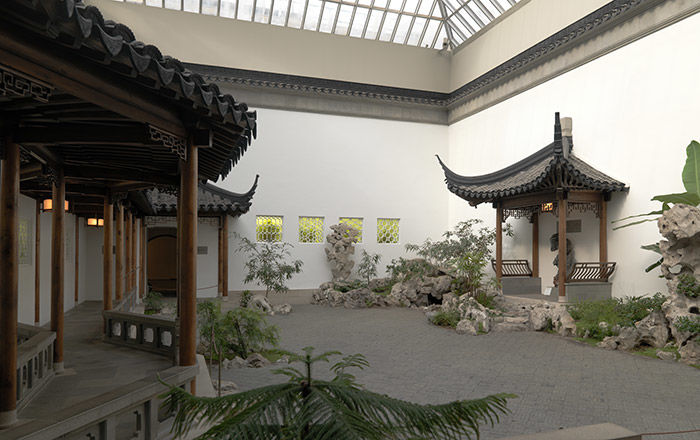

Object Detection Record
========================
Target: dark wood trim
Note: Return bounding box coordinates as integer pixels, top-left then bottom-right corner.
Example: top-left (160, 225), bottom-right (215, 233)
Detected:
top-left (125, 212), bottom-right (132, 293)
top-left (13, 124), bottom-right (155, 146)
top-left (103, 197), bottom-right (113, 313)
top-left (532, 213), bottom-right (539, 278)
top-left (115, 204), bottom-right (124, 302)
top-left (50, 168), bottom-right (65, 366)
top-left (500, 191), bottom-right (557, 209)
top-left (218, 220), bottom-right (223, 296)
top-left (0, 138), bottom-right (20, 419)
top-left (0, 27), bottom-right (186, 137)
top-left (63, 165), bottom-right (178, 186)
top-left (495, 205), bottom-right (503, 282)
top-left (34, 200), bottom-right (40, 324)
top-left (179, 141), bottom-right (198, 388)
top-left (132, 215), bottom-right (137, 291)
top-left (139, 220), bottom-right (146, 299)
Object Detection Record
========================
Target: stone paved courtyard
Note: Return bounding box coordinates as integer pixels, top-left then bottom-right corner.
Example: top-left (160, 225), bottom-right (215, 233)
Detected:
top-left (218, 298), bottom-right (700, 440)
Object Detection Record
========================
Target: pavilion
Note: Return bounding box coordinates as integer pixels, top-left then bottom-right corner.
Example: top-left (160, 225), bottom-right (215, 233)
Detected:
top-left (0, 0), bottom-right (257, 431)
top-left (437, 113), bottom-right (628, 301)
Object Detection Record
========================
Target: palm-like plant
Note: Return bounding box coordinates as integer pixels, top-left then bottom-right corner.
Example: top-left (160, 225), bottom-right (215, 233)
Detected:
top-left (162, 347), bottom-right (515, 439)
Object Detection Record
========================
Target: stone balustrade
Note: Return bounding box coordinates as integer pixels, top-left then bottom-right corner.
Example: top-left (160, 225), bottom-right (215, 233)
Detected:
top-left (103, 310), bottom-right (179, 361)
top-left (16, 324), bottom-right (56, 410)
top-left (1, 365), bottom-right (197, 440)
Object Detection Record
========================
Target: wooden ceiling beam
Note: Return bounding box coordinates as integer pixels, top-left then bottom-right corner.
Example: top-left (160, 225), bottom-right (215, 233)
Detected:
top-left (63, 165), bottom-right (178, 186)
top-left (14, 124), bottom-right (155, 146)
top-left (0, 25), bottom-right (187, 138)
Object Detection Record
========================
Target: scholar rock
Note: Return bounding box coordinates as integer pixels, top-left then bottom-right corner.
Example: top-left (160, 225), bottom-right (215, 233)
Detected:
top-left (456, 319), bottom-right (479, 336)
top-left (249, 295), bottom-right (273, 314)
top-left (246, 353), bottom-right (270, 368)
top-left (656, 350), bottom-right (676, 361)
top-left (223, 356), bottom-right (248, 369)
top-left (273, 303), bottom-right (292, 315)
top-left (325, 224), bottom-right (359, 282)
top-left (634, 309), bottom-right (669, 348)
top-left (597, 336), bottom-right (618, 350)
top-left (616, 327), bottom-right (641, 351)
top-left (679, 339), bottom-right (700, 365)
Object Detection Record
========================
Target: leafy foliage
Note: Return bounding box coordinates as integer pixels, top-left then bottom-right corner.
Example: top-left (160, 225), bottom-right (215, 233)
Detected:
top-left (240, 290), bottom-right (253, 308)
top-left (400, 220), bottom-right (511, 296)
top-left (675, 316), bottom-right (700, 334)
top-left (197, 300), bottom-right (279, 359)
top-left (676, 273), bottom-right (700, 298)
top-left (163, 347), bottom-right (515, 440)
top-left (357, 250), bottom-right (382, 286)
top-left (568, 294), bottom-right (667, 340)
top-left (474, 290), bottom-right (498, 310)
top-left (386, 257), bottom-right (434, 282)
top-left (237, 235), bottom-right (304, 298)
top-left (143, 290), bottom-right (163, 314)
top-left (430, 310), bottom-right (461, 328)
top-left (334, 279), bottom-right (364, 293)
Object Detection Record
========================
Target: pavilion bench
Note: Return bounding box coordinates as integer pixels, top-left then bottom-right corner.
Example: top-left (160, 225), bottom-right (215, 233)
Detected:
top-left (491, 259), bottom-right (541, 296)
top-left (562, 262), bottom-right (617, 302)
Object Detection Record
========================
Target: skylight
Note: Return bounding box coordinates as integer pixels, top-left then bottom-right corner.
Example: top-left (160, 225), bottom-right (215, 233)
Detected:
top-left (119, 0), bottom-right (520, 49)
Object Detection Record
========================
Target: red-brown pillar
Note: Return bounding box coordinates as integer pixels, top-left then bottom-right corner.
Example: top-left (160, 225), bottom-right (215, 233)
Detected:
top-left (532, 213), bottom-right (539, 278)
top-left (51, 168), bottom-right (65, 371)
top-left (600, 198), bottom-right (608, 263)
top-left (125, 211), bottom-right (132, 294)
top-left (0, 138), bottom-right (20, 427)
top-left (179, 140), bottom-right (198, 393)
top-left (131, 214), bottom-right (137, 291)
top-left (139, 218), bottom-right (146, 298)
top-left (495, 205), bottom-right (503, 281)
top-left (218, 222), bottom-right (223, 296)
top-left (103, 196), bottom-right (113, 312)
top-left (557, 194), bottom-right (567, 300)
top-left (115, 203), bottom-right (124, 302)
top-left (222, 215), bottom-right (228, 297)
top-left (34, 200), bottom-right (41, 324)
top-left (74, 217), bottom-right (79, 302)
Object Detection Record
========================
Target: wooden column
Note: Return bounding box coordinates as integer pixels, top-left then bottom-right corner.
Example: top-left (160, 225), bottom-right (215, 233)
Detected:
top-left (131, 214), bottom-right (137, 291)
top-left (139, 218), bottom-right (146, 298)
top-left (50, 168), bottom-right (65, 371)
top-left (103, 197), bottom-right (113, 312)
top-left (115, 203), bottom-right (124, 302)
top-left (179, 140), bottom-right (198, 389)
top-left (217, 223), bottom-right (223, 296)
top-left (74, 217), bottom-right (79, 302)
top-left (600, 198), bottom-right (608, 263)
top-left (557, 194), bottom-right (567, 300)
top-left (532, 213), bottom-right (539, 278)
top-left (34, 200), bottom-right (41, 324)
top-left (495, 205), bottom-right (503, 281)
top-left (125, 211), bottom-right (132, 294)
top-left (0, 138), bottom-right (20, 427)
top-left (222, 215), bottom-right (229, 298)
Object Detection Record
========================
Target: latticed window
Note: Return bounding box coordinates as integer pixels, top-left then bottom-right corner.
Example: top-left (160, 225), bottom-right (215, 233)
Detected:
top-left (256, 215), bottom-right (283, 242)
top-left (339, 217), bottom-right (363, 243)
top-left (299, 216), bottom-right (324, 243)
top-left (377, 218), bottom-right (400, 244)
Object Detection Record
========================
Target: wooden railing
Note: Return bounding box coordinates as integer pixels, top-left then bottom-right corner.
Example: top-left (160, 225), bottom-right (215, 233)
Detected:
top-left (16, 324), bottom-right (56, 410)
top-left (1, 365), bottom-right (197, 440)
top-left (491, 259), bottom-right (533, 277)
top-left (567, 262), bottom-right (617, 283)
top-left (103, 310), bottom-right (179, 361)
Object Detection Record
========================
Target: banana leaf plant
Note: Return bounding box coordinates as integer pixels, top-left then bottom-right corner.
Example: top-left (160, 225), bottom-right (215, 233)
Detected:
top-left (161, 347), bottom-right (515, 440)
top-left (613, 141), bottom-right (700, 272)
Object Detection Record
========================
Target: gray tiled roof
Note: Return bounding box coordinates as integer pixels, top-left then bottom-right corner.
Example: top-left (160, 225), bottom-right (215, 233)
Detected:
top-left (438, 114), bottom-right (627, 205)
top-left (145, 177), bottom-right (258, 217)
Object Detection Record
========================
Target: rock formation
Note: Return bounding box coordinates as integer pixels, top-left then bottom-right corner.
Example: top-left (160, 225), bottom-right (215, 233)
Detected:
top-left (325, 223), bottom-right (360, 282)
top-left (550, 233), bottom-right (575, 285)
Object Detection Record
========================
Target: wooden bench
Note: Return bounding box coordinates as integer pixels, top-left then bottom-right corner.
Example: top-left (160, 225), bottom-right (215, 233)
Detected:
top-left (491, 259), bottom-right (533, 277)
top-left (566, 262), bottom-right (616, 283)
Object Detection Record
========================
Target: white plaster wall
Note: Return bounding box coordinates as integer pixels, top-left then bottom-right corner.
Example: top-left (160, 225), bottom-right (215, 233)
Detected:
top-left (17, 195), bottom-right (82, 326)
top-left (88, 0), bottom-right (451, 92)
top-left (447, 12), bottom-right (700, 298)
top-left (218, 109), bottom-right (448, 291)
top-left (449, 0), bottom-right (608, 89)
top-left (197, 221), bottom-right (220, 298)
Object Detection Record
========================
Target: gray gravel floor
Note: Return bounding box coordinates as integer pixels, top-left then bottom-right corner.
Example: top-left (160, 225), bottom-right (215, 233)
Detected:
top-left (216, 296), bottom-right (700, 439)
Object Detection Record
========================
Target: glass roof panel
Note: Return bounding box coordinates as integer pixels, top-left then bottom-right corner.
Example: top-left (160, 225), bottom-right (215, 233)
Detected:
top-left (110, 0), bottom-right (520, 49)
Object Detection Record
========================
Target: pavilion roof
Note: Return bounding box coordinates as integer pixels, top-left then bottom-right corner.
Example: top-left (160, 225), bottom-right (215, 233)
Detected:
top-left (1, 0), bottom-right (257, 183)
top-left (437, 113), bottom-right (628, 206)
top-left (144, 177), bottom-right (259, 217)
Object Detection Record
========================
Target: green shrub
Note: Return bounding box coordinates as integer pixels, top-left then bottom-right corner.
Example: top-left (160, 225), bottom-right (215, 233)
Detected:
top-left (143, 290), bottom-right (163, 314)
top-left (386, 257), bottom-right (433, 282)
top-left (675, 316), bottom-right (700, 334)
top-left (358, 250), bottom-right (381, 286)
top-left (240, 290), bottom-right (253, 308)
top-left (430, 310), bottom-right (460, 328)
top-left (237, 235), bottom-right (303, 298)
top-left (567, 294), bottom-right (667, 341)
top-left (676, 273), bottom-right (700, 298)
top-left (474, 291), bottom-right (497, 310)
top-left (334, 280), bottom-right (364, 293)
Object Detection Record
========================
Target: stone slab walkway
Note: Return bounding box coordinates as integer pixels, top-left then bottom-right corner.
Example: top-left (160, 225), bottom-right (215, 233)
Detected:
top-left (217, 298), bottom-right (700, 440)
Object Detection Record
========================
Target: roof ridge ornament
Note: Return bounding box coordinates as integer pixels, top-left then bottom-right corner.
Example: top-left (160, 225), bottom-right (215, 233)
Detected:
top-left (553, 112), bottom-right (563, 157)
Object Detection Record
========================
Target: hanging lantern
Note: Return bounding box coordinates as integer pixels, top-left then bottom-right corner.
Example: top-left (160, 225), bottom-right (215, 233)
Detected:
top-left (87, 217), bottom-right (104, 227)
top-left (42, 199), bottom-right (69, 212)
top-left (541, 202), bottom-right (554, 213)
